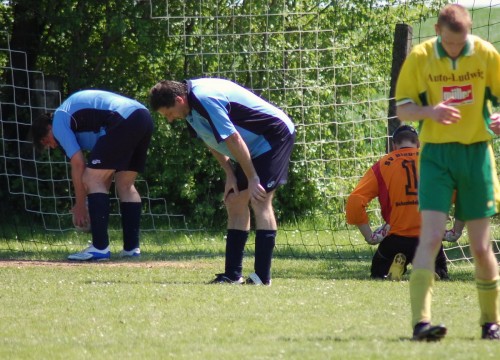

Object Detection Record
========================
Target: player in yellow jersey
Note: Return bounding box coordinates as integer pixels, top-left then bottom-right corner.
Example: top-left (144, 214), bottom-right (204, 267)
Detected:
top-left (396, 4), bottom-right (500, 341)
top-left (347, 125), bottom-right (452, 280)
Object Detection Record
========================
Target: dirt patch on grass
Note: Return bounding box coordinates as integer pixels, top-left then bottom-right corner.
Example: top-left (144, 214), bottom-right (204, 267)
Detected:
top-left (0, 259), bottom-right (213, 269)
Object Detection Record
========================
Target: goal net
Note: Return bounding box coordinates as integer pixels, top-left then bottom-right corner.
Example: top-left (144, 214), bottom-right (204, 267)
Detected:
top-left (1, 0), bottom-right (499, 265)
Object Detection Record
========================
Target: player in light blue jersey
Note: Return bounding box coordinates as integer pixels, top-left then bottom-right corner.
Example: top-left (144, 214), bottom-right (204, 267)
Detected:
top-left (150, 78), bottom-right (296, 285)
top-left (32, 90), bottom-right (154, 261)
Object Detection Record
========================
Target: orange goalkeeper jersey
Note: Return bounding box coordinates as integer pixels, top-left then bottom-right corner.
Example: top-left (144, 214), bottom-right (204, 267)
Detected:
top-left (346, 147), bottom-right (420, 237)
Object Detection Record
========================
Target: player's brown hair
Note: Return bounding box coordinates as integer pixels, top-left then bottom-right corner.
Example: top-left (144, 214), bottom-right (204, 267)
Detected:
top-left (149, 80), bottom-right (188, 110)
top-left (31, 112), bottom-right (54, 151)
top-left (437, 4), bottom-right (472, 33)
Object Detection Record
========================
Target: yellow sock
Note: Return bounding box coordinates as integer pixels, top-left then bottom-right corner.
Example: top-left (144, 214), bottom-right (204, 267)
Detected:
top-left (476, 277), bottom-right (500, 325)
top-left (410, 269), bottom-right (435, 327)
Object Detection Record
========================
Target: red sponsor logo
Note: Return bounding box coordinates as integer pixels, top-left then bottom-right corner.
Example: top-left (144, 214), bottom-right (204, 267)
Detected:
top-left (442, 84), bottom-right (473, 104)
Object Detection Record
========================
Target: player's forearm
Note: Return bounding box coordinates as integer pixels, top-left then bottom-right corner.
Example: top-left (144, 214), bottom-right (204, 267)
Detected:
top-left (208, 147), bottom-right (234, 176)
top-left (396, 102), bottom-right (432, 122)
top-left (224, 132), bottom-right (258, 181)
top-left (357, 223), bottom-right (372, 242)
top-left (70, 152), bottom-right (87, 208)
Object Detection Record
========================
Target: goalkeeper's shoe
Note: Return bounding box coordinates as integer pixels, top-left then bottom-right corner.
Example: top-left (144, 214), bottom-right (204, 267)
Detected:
top-left (208, 273), bottom-right (244, 285)
top-left (386, 253), bottom-right (406, 281)
top-left (481, 323), bottom-right (500, 340)
top-left (120, 248), bottom-right (141, 258)
top-left (412, 322), bottom-right (447, 342)
top-left (244, 272), bottom-right (271, 286)
top-left (68, 245), bottom-right (110, 261)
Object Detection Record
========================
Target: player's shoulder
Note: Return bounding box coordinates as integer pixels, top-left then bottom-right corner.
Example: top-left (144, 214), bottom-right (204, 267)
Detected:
top-left (192, 78), bottom-right (247, 94)
top-left (470, 35), bottom-right (498, 54)
top-left (381, 147), bottom-right (418, 162)
top-left (52, 108), bottom-right (71, 126)
top-left (191, 78), bottom-right (231, 91)
top-left (190, 78), bottom-right (224, 98)
top-left (410, 38), bottom-right (436, 57)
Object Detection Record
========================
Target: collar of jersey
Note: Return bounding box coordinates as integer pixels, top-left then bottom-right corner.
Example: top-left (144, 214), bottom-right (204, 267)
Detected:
top-left (434, 34), bottom-right (474, 59)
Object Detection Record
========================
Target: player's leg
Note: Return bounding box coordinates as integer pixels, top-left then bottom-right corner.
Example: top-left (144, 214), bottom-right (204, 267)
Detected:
top-left (249, 190), bottom-right (276, 285)
top-left (467, 218), bottom-right (500, 339)
top-left (108, 109), bottom-right (153, 257)
top-left (370, 235), bottom-right (398, 279)
top-left (209, 189), bottom-right (250, 284)
top-left (411, 143), bottom-right (456, 340)
top-left (115, 170), bottom-right (142, 256)
top-left (456, 142), bottom-right (500, 339)
top-left (68, 168), bottom-right (114, 261)
top-left (372, 235), bottom-right (415, 280)
top-left (246, 132), bottom-right (294, 285)
top-left (370, 248), bottom-right (390, 279)
top-left (434, 244), bottom-right (449, 280)
top-left (410, 210), bottom-right (448, 341)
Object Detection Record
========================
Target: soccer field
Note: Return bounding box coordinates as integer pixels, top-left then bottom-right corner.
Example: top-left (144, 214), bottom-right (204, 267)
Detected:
top-left (0, 258), bottom-right (497, 359)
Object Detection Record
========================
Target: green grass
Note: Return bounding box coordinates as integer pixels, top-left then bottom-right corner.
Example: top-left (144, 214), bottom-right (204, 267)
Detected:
top-left (0, 257), bottom-right (498, 360)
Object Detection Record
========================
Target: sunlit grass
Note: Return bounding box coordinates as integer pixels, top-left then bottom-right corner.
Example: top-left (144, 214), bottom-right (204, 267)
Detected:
top-left (0, 257), bottom-right (496, 360)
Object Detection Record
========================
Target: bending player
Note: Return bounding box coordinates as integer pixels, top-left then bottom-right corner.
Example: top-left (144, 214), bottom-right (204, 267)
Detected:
top-left (149, 78), bottom-right (295, 285)
top-left (32, 90), bottom-right (154, 260)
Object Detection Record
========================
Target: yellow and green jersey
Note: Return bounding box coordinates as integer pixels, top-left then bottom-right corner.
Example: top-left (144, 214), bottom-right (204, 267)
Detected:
top-left (396, 35), bottom-right (500, 144)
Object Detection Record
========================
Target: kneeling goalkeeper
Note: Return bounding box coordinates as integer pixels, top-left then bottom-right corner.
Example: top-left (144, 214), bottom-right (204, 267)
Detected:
top-left (346, 125), bottom-right (454, 280)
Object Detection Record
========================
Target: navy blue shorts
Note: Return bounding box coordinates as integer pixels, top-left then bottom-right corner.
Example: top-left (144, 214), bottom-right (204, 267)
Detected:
top-left (87, 109), bottom-right (154, 173)
top-left (235, 131), bottom-right (295, 192)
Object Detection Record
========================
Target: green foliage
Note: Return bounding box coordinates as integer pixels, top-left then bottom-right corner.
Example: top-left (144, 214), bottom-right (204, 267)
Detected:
top-left (4, 0), bottom-right (447, 228)
top-left (0, 3), bottom-right (13, 33)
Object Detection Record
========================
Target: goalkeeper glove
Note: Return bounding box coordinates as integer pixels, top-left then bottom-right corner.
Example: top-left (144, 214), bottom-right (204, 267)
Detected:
top-left (369, 223), bottom-right (390, 245)
top-left (443, 229), bottom-right (462, 242)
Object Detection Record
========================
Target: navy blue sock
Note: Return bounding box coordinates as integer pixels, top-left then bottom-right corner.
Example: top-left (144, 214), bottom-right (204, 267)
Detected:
top-left (225, 229), bottom-right (249, 280)
top-left (87, 193), bottom-right (110, 250)
top-left (120, 202), bottom-right (141, 251)
top-left (254, 230), bottom-right (276, 284)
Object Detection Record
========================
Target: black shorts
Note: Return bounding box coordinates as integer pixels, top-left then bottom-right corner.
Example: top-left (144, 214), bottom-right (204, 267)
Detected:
top-left (235, 131), bottom-right (295, 192)
top-left (87, 109), bottom-right (154, 173)
top-left (370, 234), bottom-right (448, 279)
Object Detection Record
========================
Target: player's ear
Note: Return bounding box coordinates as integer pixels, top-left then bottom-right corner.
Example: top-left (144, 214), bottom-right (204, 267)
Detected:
top-left (434, 24), bottom-right (440, 36)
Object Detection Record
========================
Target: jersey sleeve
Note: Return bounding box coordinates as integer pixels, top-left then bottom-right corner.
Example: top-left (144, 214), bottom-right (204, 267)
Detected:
top-left (485, 44), bottom-right (500, 106)
top-left (395, 50), bottom-right (424, 107)
top-left (346, 167), bottom-right (379, 225)
top-left (197, 92), bottom-right (237, 143)
top-left (52, 110), bottom-right (81, 159)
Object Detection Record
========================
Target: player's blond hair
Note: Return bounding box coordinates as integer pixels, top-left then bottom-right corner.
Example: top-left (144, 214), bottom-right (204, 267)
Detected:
top-left (437, 4), bottom-right (472, 33)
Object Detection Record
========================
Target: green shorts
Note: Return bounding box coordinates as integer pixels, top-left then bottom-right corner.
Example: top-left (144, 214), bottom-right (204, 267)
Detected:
top-left (419, 142), bottom-right (500, 221)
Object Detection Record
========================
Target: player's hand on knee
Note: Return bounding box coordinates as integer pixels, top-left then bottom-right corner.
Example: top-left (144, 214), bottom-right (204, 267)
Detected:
top-left (249, 177), bottom-right (266, 202)
top-left (368, 223), bottom-right (390, 245)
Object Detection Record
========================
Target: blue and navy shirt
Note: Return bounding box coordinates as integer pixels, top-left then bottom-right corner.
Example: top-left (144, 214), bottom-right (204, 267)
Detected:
top-left (52, 90), bottom-right (147, 159)
top-left (185, 78), bottom-right (295, 159)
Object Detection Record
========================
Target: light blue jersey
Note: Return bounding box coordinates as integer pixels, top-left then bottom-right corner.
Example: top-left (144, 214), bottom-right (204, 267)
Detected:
top-left (52, 90), bottom-right (147, 159)
top-left (185, 79), bottom-right (294, 160)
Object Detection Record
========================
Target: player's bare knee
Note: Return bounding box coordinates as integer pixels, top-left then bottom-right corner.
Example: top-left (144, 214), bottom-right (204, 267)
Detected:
top-left (250, 198), bottom-right (273, 214)
top-left (469, 242), bottom-right (493, 259)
